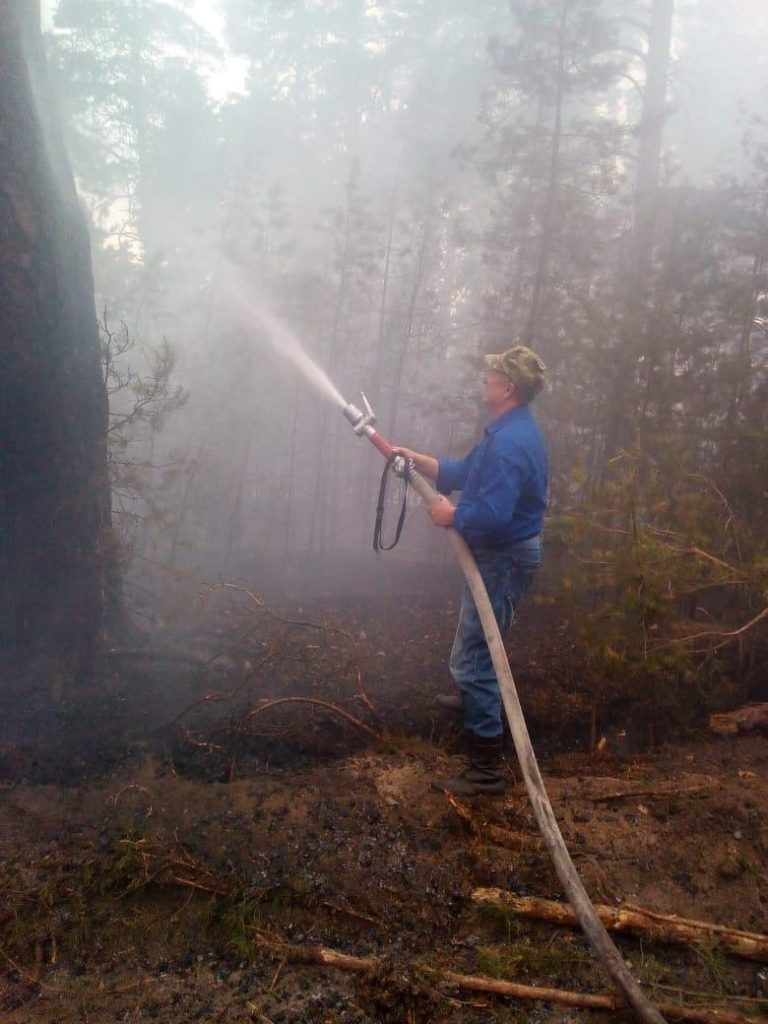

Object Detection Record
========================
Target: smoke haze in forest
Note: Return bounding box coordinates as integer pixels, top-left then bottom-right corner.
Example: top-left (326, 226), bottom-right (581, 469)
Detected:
top-left (32, 0), bottom-right (768, 635)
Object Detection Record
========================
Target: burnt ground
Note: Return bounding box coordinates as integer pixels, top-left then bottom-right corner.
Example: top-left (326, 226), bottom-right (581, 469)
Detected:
top-left (1, 593), bottom-right (767, 1024)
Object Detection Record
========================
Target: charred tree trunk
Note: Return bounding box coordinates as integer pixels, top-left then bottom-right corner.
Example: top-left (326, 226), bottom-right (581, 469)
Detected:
top-left (0, 0), bottom-right (109, 693)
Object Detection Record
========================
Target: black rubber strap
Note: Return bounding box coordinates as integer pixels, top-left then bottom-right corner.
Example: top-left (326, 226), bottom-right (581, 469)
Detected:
top-left (373, 455), bottom-right (409, 553)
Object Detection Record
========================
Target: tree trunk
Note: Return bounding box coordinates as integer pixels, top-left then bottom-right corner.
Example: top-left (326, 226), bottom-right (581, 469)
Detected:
top-left (0, 0), bottom-right (109, 693)
top-left (603, 0), bottom-right (674, 458)
top-left (725, 177), bottom-right (768, 428)
top-left (361, 172), bottom-right (398, 557)
top-left (387, 208), bottom-right (431, 438)
top-left (523, 0), bottom-right (568, 347)
top-left (304, 164), bottom-right (356, 575)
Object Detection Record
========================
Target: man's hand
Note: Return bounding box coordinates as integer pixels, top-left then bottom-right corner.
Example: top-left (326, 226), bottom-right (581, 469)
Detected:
top-left (391, 446), bottom-right (419, 462)
top-left (429, 496), bottom-right (455, 528)
top-left (391, 446), bottom-right (439, 482)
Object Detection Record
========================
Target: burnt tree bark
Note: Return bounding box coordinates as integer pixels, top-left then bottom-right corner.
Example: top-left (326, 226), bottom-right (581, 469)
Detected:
top-left (0, 0), bottom-right (108, 692)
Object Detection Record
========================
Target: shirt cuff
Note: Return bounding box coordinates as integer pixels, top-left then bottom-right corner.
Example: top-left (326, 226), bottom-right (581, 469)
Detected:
top-left (452, 502), bottom-right (470, 534)
top-left (436, 458), bottom-right (464, 495)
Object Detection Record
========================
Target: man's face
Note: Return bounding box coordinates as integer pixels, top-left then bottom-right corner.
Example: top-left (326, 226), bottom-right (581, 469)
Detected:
top-left (482, 370), bottom-right (514, 412)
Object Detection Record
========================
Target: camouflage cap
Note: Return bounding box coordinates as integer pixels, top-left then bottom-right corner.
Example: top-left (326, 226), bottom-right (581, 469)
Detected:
top-left (484, 345), bottom-right (546, 399)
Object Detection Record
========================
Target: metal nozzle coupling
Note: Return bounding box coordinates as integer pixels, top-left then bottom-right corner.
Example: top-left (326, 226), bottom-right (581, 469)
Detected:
top-left (392, 455), bottom-right (411, 478)
top-left (342, 392), bottom-right (377, 436)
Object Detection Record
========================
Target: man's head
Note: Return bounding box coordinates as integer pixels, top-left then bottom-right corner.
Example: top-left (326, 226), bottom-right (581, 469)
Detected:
top-left (482, 345), bottom-right (546, 413)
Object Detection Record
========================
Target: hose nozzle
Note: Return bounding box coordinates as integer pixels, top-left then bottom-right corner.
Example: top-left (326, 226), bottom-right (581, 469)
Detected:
top-left (343, 393), bottom-right (377, 436)
top-left (341, 391), bottom-right (393, 458)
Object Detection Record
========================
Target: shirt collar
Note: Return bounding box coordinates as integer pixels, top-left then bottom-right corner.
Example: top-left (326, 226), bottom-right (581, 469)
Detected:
top-left (485, 405), bottom-right (528, 435)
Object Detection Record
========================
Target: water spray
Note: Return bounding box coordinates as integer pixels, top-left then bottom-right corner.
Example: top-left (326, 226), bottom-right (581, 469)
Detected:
top-left (340, 391), bottom-right (666, 1024)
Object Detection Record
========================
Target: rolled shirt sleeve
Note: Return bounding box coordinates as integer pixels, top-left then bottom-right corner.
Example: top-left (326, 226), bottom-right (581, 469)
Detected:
top-left (436, 457), bottom-right (469, 496)
top-left (452, 445), bottom-right (525, 537)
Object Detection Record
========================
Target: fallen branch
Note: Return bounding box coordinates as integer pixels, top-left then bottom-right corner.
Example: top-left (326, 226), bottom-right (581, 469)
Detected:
top-left (199, 582), bottom-right (356, 640)
top-left (256, 938), bottom-right (757, 1024)
top-left (683, 546), bottom-right (738, 574)
top-left (444, 792), bottom-right (538, 851)
top-left (198, 582), bottom-right (376, 712)
top-left (644, 982), bottom-right (768, 1007)
top-left (223, 696), bottom-right (380, 781)
top-left (655, 605), bottom-right (768, 653)
top-left (172, 647), bottom-right (281, 724)
top-left (322, 899), bottom-right (382, 928)
top-left (256, 939), bottom-right (377, 973)
top-left (587, 782), bottom-right (713, 803)
top-left (471, 890), bottom-right (768, 963)
top-left (433, 967), bottom-right (756, 1024)
top-left (111, 835), bottom-right (237, 899)
top-left (0, 946), bottom-right (54, 991)
top-left (240, 697), bottom-right (379, 740)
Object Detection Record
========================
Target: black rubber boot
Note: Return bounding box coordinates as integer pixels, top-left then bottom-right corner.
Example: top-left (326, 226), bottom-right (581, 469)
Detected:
top-left (431, 734), bottom-right (506, 797)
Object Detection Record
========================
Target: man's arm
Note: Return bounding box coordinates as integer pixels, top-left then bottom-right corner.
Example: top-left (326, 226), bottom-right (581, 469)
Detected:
top-left (393, 446), bottom-right (468, 528)
top-left (393, 448), bottom-right (472, 494)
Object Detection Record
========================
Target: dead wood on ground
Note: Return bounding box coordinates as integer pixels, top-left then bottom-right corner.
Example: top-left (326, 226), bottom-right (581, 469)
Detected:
top-left (256, 937), bottom-right (760, 1024)
top-left (471, 889), bottom-right (768, 963)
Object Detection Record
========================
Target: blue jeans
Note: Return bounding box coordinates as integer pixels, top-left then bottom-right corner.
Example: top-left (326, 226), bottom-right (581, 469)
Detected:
top-left (449, 534), bottom-right (543, 738)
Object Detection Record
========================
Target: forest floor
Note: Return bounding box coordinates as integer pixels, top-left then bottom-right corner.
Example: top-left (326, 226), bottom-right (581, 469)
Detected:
top-left (1, 592), bottom-right (767, 1024)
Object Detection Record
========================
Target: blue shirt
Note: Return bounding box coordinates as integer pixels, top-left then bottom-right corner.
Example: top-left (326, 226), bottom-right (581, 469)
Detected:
top-left (436, 406), bottom-right (548, 547)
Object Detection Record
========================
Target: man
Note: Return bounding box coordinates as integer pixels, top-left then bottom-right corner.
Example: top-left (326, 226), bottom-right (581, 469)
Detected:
top-left (394, 346), bottom-right (548, 797)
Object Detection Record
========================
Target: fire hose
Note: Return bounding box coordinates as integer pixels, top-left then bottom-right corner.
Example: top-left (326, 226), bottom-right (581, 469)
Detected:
top-left (342, 395), bottom-right (666, 1024)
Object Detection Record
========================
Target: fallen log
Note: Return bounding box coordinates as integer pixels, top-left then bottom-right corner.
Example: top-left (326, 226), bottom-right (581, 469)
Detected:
top-left (709, 704), bottom-right (768, 736)
top-left (255, 938), bottom-right (758, 1024)
top-left (471, 890), bottom-right (768, 963)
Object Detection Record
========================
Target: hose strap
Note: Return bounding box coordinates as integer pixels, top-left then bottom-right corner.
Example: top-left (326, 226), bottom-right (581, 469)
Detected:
top-left (373, 455), bottom-right (409, 553)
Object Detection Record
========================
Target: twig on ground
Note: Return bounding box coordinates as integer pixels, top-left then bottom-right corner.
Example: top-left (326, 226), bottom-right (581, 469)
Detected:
top-left (322, 899), bottom-right (382, 928)
top-left (444, 791), bottom-right (537, 850)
